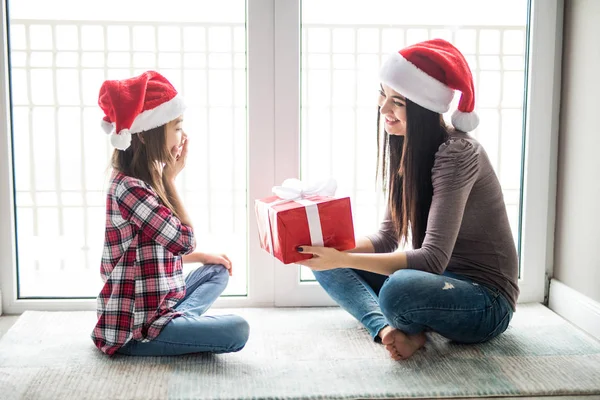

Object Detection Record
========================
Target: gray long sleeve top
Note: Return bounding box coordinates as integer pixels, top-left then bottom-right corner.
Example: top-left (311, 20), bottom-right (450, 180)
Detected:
top-left (367, 133), bottom-right (520, 310)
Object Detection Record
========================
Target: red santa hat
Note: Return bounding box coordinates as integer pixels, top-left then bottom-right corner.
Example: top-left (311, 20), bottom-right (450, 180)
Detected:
top-left (98, 70), bottom-right (186, 150)
top-left (379, 38), bottom-right (479, 132)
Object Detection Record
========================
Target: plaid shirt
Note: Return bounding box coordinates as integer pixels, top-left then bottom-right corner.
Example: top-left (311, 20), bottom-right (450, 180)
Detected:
top-left (91, 171), bottom-right (196, 355)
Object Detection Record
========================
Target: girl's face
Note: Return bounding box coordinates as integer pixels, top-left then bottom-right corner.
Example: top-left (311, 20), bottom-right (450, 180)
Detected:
top-left (378, 84), bottom-right (407, 136)
top-left (165, 115), bottom-right (186, 159)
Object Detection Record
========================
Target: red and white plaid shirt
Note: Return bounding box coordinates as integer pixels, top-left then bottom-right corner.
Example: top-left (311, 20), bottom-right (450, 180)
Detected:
top-left (91, 171), bottom-right (196, 355)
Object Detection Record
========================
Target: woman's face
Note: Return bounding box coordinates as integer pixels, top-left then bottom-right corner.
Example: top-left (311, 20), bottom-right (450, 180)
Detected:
top-left (378, 84), bottom-right (407, 136)
top-left (165, 115), bottom-right (186, 159)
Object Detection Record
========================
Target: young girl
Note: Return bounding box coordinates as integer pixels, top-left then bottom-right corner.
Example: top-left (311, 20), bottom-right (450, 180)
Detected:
top-left (297, 39), bottom-right (518, 360)
top-left (92, 71), bottom-right (249, 356)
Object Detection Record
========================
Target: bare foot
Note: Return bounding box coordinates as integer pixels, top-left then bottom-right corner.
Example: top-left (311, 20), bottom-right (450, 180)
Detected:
top-left (379, 327), bottom-right (426, 360)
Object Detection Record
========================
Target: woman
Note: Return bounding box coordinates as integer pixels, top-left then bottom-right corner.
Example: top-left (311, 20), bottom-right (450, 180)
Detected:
top-left (297, 39), bottom-right (519, 360)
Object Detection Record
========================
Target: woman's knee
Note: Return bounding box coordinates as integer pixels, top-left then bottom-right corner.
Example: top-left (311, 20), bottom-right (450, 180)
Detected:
top-left (312, 268), bottom-right (344, 286)
top-left (378, 269), bottom-right (430, 323)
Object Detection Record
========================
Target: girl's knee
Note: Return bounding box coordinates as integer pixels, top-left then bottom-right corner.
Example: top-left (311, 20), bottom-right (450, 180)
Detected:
top-left (229, 315), bottom-right (250, 349)
top-left (205, 264), bottom-right (230, 282)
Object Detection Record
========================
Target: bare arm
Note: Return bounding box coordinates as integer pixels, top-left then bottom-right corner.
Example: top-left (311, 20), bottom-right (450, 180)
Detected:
top-left (345, 236), bottom-right (406, 275)
top-left (298, 245), bottom-right (407, 276)
top-left (346, 236), bottom-right (376, 253)
top-left (182, 252), bottom-right (202, 263)
top-left (345, 251), bottom-right (407, 275)
top-left (182, 250), bottom-right (233, 276)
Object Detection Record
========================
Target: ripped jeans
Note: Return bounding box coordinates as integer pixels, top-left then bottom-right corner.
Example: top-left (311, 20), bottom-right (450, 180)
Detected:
top-left (313, 268), bottom-right (513, 344)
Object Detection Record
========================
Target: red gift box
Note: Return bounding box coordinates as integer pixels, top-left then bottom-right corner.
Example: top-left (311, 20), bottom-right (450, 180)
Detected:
top-left (255, 195), bottom-right (356, 264)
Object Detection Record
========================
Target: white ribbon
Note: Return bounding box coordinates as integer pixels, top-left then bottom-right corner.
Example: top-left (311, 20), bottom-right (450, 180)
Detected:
top-left (272, 178), bottom-right (337, 200)
top-left (296, 199), bottom-right (324, 247)
top-left (264, 178), bottom-right (337, 256)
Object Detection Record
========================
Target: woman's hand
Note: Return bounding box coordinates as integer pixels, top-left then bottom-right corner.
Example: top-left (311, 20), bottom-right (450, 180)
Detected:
top-left (295, 246), bottom-right (349, 271)
top-left (163, 135), bottom-right (188, 182)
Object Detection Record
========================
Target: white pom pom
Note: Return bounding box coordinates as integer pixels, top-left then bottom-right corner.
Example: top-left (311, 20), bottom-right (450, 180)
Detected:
top-left (110, 129), bottom-right (132, 150)
top-left (451, 110), bottom-right (480, 132)
top-left (101, 119), bottom-right (115, 135)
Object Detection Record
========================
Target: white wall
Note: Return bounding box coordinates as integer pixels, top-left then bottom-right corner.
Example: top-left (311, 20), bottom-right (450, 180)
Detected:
top-left (554, 0), bottom-right (600, 303)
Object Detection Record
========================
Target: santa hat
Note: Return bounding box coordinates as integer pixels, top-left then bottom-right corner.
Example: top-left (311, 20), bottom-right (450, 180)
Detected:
top-left (379, 38), bottom-right (479, 132)
top-left (98, 71), bottom-right (186, 150)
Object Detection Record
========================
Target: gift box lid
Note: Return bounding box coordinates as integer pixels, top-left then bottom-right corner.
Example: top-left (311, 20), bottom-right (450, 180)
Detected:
top-left (256, 195), bottom-right (348, 212)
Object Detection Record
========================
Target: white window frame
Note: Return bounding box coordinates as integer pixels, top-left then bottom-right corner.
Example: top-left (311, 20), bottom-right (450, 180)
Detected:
top-left (0, 0), bottom-right (562, 312)
top-left (516, 0), bottom-right (563, 303)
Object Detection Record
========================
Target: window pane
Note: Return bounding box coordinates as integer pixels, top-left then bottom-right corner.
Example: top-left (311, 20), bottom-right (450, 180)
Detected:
top-left (8, 0), bottom-right (247, 297)
top-left (301, 0), bottom-right (528, 281)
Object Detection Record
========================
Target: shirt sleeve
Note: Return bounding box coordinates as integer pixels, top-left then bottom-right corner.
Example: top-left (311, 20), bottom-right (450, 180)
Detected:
top-left (115, 179), bottom-right (196, 256)
top-left (405, 138), bottom-right (480, 274)
top-left (365, 208), bottom-right (399, 253)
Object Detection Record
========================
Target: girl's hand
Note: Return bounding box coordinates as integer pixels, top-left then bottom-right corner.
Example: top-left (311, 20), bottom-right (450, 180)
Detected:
top-left (172, 132), bottom-right (188, 160)
top-left (295, 246), bottom-right (349, 271)
top-left (200, 252), bottom-right (233, 276)
top-left (163, 136), bottom-right (188, 181)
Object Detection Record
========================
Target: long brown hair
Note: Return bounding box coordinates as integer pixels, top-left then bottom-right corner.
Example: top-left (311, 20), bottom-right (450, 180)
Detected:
top-left (111, 125), bottom-right (179, 217)
top-left (376, 99), bottom-right (449, 249)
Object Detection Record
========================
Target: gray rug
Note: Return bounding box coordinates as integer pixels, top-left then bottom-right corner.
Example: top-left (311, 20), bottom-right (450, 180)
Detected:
top-left (0, 304), bottom-right (599, 400)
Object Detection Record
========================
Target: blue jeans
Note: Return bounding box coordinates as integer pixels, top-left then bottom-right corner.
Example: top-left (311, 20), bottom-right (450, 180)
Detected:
top-left (118, 264), bottom-right (249, 356)
top-left (314, 268), bottom-right (513, 344)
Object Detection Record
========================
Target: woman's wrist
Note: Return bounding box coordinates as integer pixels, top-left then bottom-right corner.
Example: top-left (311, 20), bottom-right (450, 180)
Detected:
top-left (340, 251), bottom-right (354, 269)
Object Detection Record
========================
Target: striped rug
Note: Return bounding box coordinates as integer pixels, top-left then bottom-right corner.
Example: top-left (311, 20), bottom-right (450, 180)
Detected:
top-left (0, 304), bottom-right (599, 399)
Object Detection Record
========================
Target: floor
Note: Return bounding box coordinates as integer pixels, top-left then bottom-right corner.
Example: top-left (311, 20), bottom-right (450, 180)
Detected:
top-left (1, 309), bottom-right (599, 400)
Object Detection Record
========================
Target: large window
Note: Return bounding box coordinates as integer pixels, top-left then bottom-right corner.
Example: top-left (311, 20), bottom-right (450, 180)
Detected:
top-left (5, 0), bottom-right (247, 298)
top-left (0, 0), bottom-right (562, 312)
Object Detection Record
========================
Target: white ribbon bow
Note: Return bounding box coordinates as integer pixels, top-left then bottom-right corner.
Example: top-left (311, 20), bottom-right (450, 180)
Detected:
top-left (261, 178), bottom-right (338, 260)
top-left (272, 178), bottom-right (337, 200)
